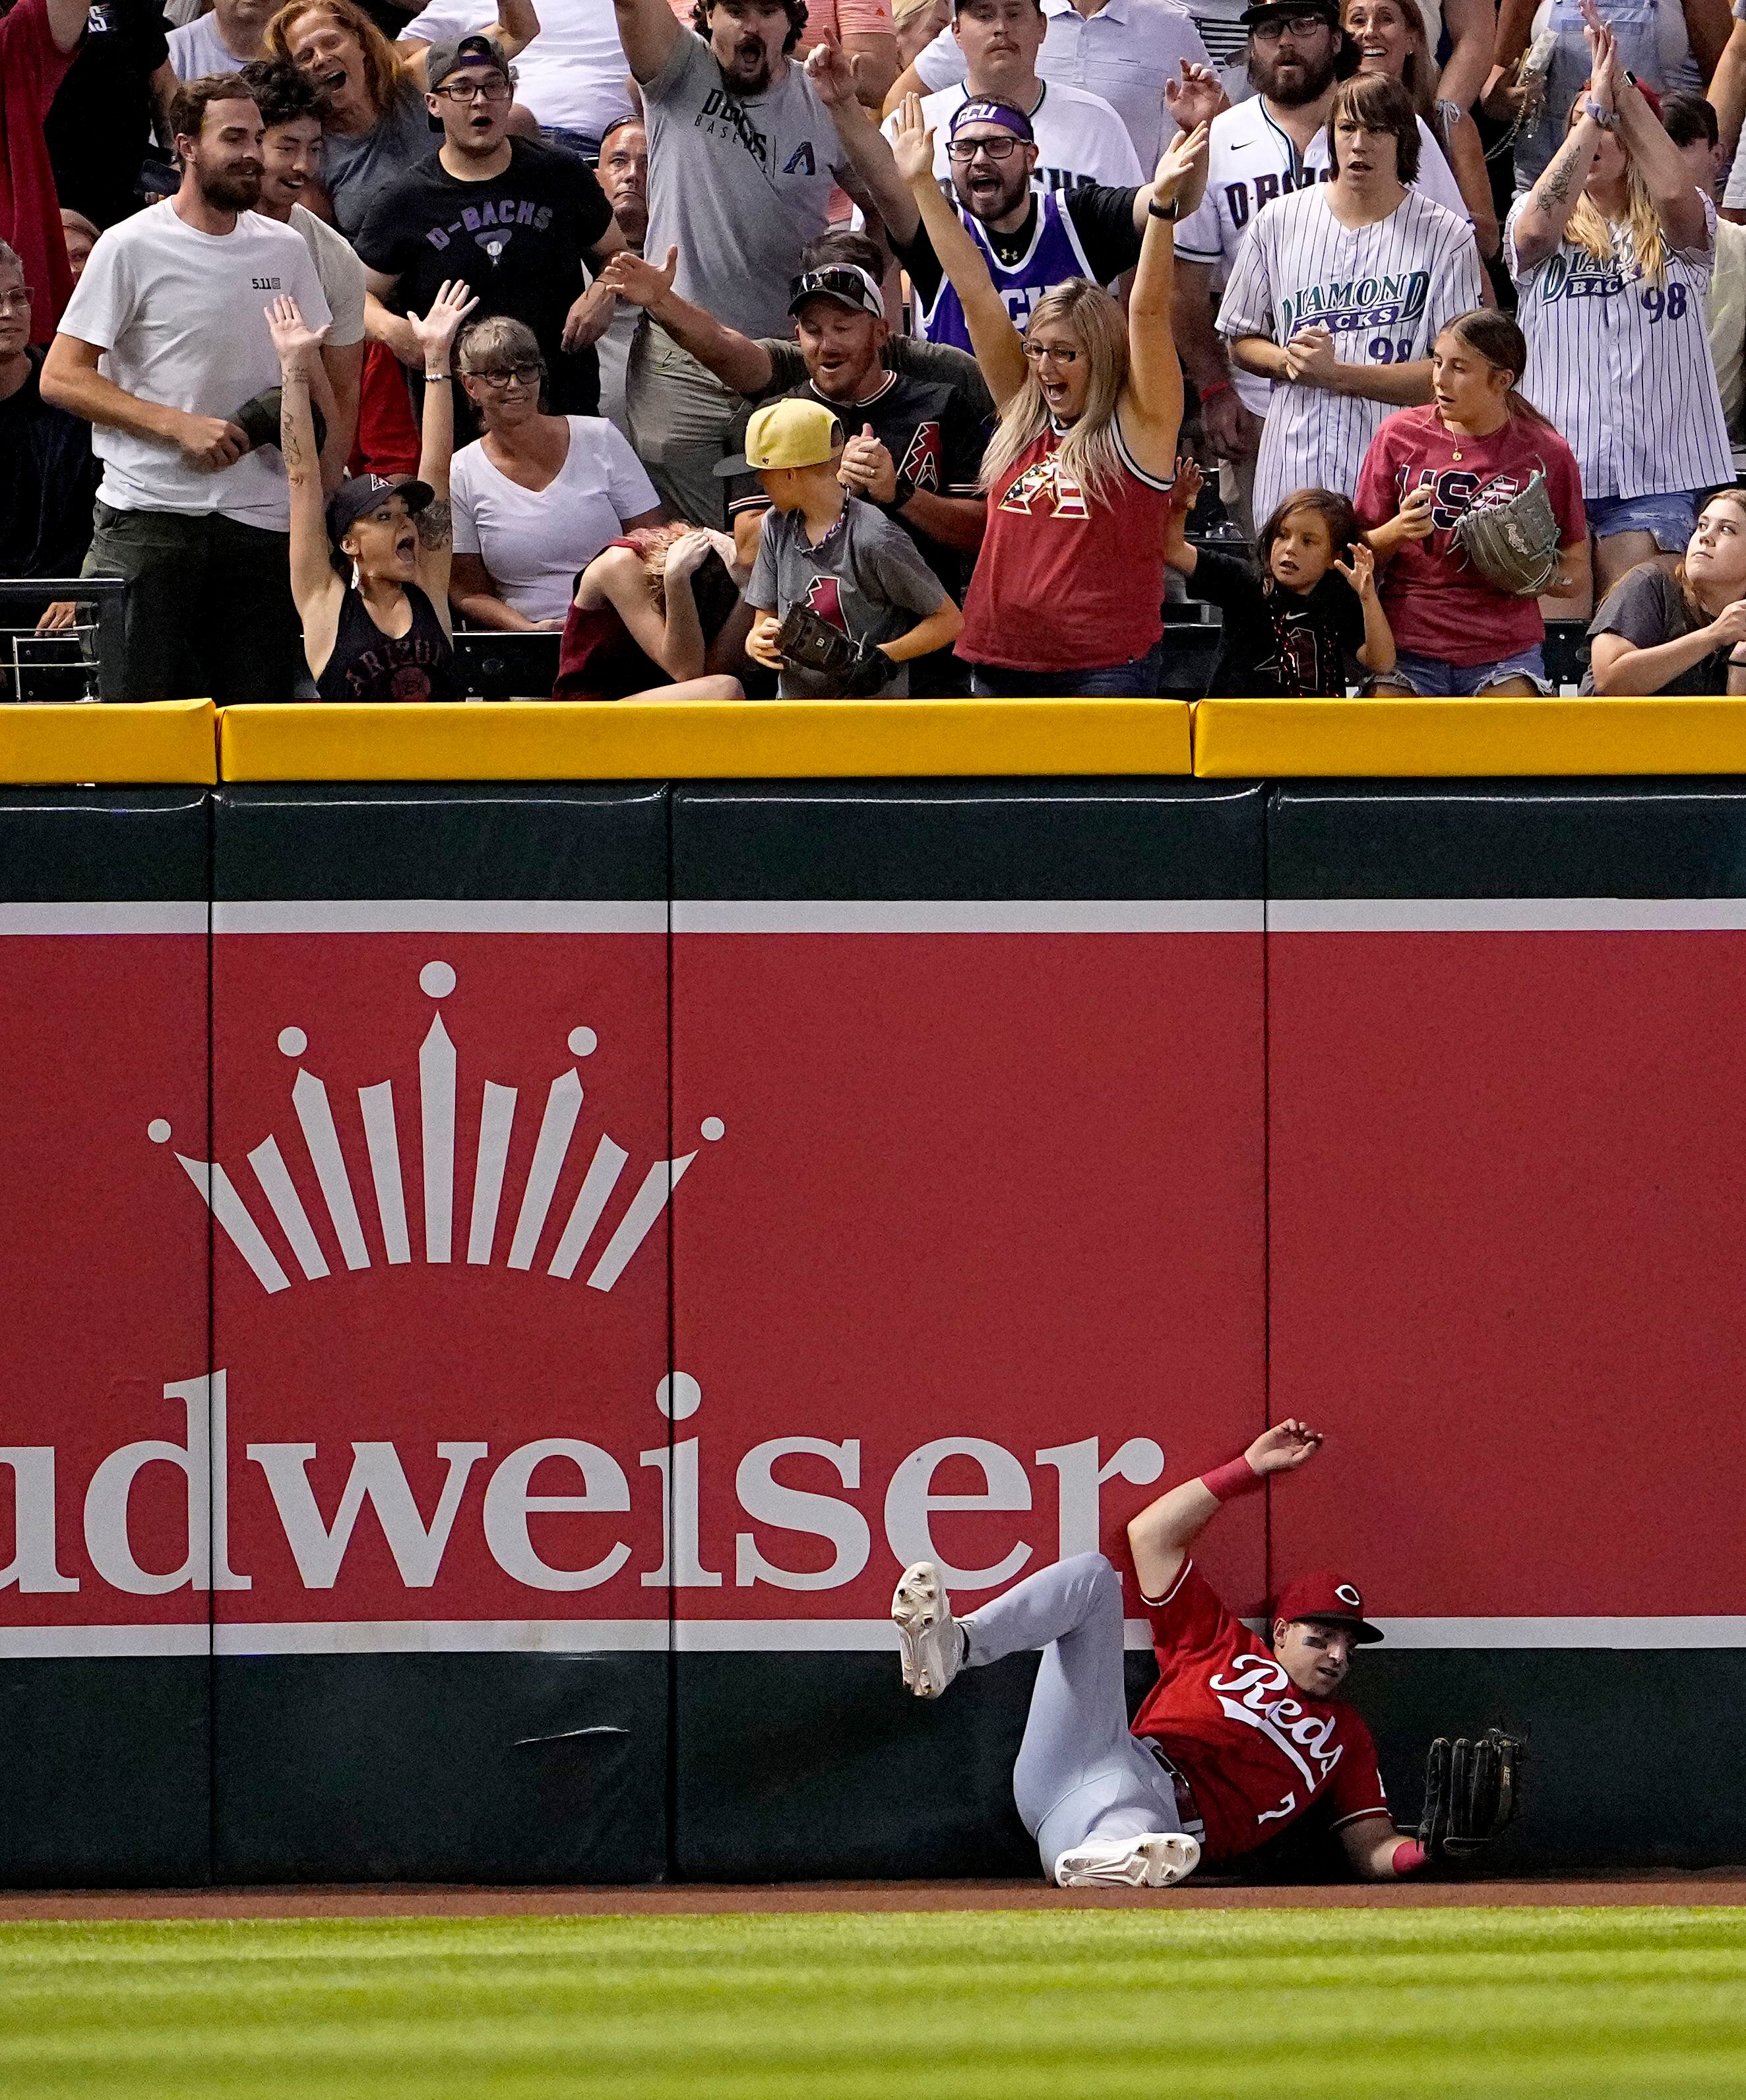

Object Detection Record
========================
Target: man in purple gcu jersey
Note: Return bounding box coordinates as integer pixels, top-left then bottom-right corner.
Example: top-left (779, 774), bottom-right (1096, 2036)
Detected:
top-left (824, 56), bottom-right (1221, 350)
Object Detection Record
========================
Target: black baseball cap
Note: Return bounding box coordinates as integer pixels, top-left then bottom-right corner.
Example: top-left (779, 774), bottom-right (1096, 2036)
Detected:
top-left (325, 474), bottom-right (435, 545)
top-left (425, 32), bottom-right (511, 89)
top-left (1239, 0), bottom-right (1338, 25)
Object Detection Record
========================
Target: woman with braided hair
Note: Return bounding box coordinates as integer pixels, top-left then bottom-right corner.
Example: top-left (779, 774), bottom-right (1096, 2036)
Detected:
top-left (1354, 309), bottom-right (1588, 696)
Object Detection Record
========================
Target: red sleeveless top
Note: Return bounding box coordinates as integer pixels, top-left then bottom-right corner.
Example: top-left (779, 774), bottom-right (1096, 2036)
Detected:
top-left (554, 540), bottom-right (662, 702)
top-left (959, 418), bottom-right (1171, 673)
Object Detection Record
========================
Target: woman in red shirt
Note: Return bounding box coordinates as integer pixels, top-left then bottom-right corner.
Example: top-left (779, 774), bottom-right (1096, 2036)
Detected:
top-left (888, 92), bottom-right (1209, 696)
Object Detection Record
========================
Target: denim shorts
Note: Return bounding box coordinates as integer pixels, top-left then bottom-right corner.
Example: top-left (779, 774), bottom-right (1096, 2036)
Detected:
top-left (1585, 489), bottom-right (1697, 550)
top-left (968, 640), bottom-right (1164, 697)
top-left (1385, 645), bottom-right (1549, 696)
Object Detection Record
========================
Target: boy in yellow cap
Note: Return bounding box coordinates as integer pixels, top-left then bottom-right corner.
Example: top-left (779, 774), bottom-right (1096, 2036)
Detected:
top-left (724, 398), bottom-right (963, 696)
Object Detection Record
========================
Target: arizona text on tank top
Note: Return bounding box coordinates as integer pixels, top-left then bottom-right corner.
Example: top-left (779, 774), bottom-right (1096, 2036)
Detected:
top-left (915, 191), bottom-right (1102, 352)
top-left (958, 416), bottom-right (1171, 673)
top-left (315, 579), bottom-right (460, 703)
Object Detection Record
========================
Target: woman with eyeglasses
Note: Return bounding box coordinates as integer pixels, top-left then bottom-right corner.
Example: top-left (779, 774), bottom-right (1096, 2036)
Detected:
top-left (887, 92), bottom-right (1208, 695)
top-left (447, 315), bottom-right (664, 632)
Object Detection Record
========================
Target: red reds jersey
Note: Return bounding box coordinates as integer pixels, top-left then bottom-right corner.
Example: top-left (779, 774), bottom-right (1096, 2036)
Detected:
top-left (1131, 1559), bottom-right (1392, 1863)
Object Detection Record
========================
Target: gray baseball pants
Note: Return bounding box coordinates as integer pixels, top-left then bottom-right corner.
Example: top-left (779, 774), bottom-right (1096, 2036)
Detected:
top-left (961, 1551), bottom-right (1184, 1876)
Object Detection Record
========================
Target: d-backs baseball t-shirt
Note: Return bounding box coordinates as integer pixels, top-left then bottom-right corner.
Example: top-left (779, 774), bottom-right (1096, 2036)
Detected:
top-left (1130, 1558), bottom-right (1392, 1863)
top-left (356, 137), bottom-right (614, 416)
top-left (746, 495), bottom-right (947, 697)
top-left (1354, 402), bottom-right (1586, 667)
top-left (642, 33), bottom-right (855, 341)
top-left (58, 203), bottom-right (331, 524)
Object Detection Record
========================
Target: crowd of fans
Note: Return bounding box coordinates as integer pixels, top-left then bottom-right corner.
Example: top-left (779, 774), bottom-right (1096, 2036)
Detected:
top-left (6, 0), bottom-right (1746, 700)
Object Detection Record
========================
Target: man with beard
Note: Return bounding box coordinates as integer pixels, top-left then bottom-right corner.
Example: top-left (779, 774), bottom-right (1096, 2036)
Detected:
top-left (613, 0), bottom-right (865, 522)
top-left (42, 75), bottom-right (330, 699)
top-left (356, 34), bottom-right (621, 443)
top-left (1171, 0), bottom-right (1464, 532)
top-left (823, 46), bottom-right (1218, 350)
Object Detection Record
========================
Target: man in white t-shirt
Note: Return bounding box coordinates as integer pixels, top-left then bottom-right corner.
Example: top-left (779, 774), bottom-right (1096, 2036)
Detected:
top-left (42, 75), bottom-right (332, 700)
top-left (881, 0), bottom-right (1143, 191)
top-left (164, 0), bottom-right (270, 77)
top-left (397, 0), bottom-right (637, 156)
top-left (889, 0), bottom-right (1214, 173)
top-left (1170, 0), bottom-right (1465, 530)
top-left (241, 57), bottom-right (364, 478)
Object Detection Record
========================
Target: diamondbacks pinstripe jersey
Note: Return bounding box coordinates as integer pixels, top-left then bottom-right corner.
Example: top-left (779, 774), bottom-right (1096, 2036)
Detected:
top-left (913, 189), bottom-right (1100, 351)
top-left (1504, 192), bottom-right (1732, 503)
top-left (1175, 97), bottom-right (1470, 417)
top-left (1218, 183), bottom-right (1484, 526)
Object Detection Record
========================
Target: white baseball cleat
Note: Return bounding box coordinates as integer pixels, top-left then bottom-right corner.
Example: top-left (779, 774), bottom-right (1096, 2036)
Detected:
top-left (891, 1560), bottom-right (965, 1698)
top-left (1053, 1832), bottom-right (1202, 1890)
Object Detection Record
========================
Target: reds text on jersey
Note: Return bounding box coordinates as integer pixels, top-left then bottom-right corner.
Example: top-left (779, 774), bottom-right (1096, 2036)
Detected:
top-left (1131, 1559), bottom-right (1391, 1861)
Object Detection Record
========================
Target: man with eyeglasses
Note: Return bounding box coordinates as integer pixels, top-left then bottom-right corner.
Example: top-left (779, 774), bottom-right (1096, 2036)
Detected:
top-left (354, 32), bottom-right (623, 443)
top-left (0, 241), bottom-right (96, 635)
top-left (1171, 0), bottom-right (1466, 532)
top-left (821, 55), bottom-right (1216, 352)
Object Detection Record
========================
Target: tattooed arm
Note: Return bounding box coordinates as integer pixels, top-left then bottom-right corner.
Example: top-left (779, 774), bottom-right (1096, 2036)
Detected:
top-left (1514, 9), bottom-right (1615, 272)
top-left (265, 295), bottom-right (344, 676)
top-left (404, 280), bottom-right (479, 634)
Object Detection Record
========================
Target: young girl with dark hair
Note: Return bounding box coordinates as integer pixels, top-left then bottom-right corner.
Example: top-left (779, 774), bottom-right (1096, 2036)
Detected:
top-left (1354, 308), bottom-right (1588, 696)
top-left (1166, 465), bottom-right (1395, 696)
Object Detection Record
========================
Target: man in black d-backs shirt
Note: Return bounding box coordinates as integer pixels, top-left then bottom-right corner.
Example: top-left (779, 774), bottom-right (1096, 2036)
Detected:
top-left (356, 32), bottom-right (624, 435)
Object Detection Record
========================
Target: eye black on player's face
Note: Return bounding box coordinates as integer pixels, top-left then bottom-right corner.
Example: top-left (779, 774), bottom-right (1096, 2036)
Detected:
top-left (1274, 1618), bottom-right (1354, 1696)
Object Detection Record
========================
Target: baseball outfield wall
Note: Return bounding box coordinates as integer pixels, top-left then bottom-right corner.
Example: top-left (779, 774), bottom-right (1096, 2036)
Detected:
top-left (2, 698), bottom-right (1742, 1885)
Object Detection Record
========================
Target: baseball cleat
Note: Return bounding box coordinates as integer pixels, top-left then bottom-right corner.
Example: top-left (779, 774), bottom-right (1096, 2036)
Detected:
top-left (1053, 1832), bottom-right (1202, 1890)
top-left (891, 1560), bottom-right (965, 1698)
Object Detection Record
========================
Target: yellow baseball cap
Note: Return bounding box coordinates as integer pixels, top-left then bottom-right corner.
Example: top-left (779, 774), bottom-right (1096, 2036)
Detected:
top-left (714, 397), bottom-right (844, 477)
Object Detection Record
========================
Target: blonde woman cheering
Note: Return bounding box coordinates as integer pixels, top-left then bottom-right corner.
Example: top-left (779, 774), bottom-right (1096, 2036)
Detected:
top-left (888, 92), bottom-right (1209, 695)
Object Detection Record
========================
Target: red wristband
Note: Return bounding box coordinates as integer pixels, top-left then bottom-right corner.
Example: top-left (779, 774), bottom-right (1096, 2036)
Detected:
top-left (1200, 1454), bottom-right (1263, 1501)
top-left (1199, 379), bottom-right (1233, 402)
top-left (1392, 1839), bottom-right (1427, 1876)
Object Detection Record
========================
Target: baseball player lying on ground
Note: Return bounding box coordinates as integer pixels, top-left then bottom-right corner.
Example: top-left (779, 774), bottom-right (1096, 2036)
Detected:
top-left (893, 1419), bottom-right (1519, 1888)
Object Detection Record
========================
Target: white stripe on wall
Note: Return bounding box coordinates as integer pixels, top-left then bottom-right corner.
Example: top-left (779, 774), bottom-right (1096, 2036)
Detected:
top-left (0, 904), bottom-right (206, 936)
top-left (213, 902), bottom-right (666, 935)
top-left (9, 1617), bottom-right (1746, 1658)
top-left (1271, 900), bottom-right (1746, 934)
top-left (672, 902), bottom-right (1264, 935)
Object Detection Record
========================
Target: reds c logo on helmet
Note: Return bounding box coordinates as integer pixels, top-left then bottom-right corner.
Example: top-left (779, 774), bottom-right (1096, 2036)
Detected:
top-left (1335, 1583), bottom-right (1363, 1610)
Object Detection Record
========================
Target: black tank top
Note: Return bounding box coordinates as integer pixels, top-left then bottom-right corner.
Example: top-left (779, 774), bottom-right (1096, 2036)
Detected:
top-left (316, 581), bottom-right (461, 703)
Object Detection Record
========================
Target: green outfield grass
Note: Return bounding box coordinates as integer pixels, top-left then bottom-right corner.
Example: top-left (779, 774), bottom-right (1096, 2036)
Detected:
top-left (0, 1906), bottom-right (1741, 2099)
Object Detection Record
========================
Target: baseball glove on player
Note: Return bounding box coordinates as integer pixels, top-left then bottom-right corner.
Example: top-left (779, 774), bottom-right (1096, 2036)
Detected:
top-left (1419, 1728), bottom-right (1525, 1861)
top-left (774, 603), bottom-right (899, 698)
top-left (1452, 471), bottom-right (1563, 597)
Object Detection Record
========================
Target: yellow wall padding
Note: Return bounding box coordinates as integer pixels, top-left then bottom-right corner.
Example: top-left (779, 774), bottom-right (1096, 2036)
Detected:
top-left (1193, 698), bottom-right (1746, 777)
top-left (218, 698), bottom-right (1194, 780)
top-left (0, 700), bottom-right (217, 785)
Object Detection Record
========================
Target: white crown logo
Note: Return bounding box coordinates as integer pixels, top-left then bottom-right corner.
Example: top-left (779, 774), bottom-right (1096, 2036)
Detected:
top-left (147, 960), bottom-right (724, 1296)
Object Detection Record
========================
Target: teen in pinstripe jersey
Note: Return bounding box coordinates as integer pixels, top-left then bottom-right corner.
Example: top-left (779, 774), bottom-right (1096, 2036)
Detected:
top-left (1218, 73), bottom-right (1483, 530)
top-left (1507, 2), bottom-right (1731, 615)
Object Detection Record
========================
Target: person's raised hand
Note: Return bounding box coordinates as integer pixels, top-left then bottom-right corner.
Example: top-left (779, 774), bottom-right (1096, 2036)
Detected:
top-left (805, 34), bottom-right (864, 109)
top-left (1154, 118), bottom-right (1210, 208)
top-left (600, 245), bottom-right (679, 311)
top-left (1166, 454), bottom-right (1204, 515)
top-left (891, 92), bottom-right (937, 187)
top-left (746, 610), bottom-right (786, 670)
top-left (1283, 321), bottom-right (1340, 386)
top-left (265, 293), bottom-right (328, 371)
top-left (1580, 1), bottom-right (1617, 106)
top-left (1243, 1419), bottom-right (1325, 1476)
top-left (665, 526), bottom-right (724, 580)
top-left (1164, 61), bottom-right (1225, 139)
top-left (1391, 482), bottom-right (1437, 540)
top-left (408, 278), bottom-right (480, 369)
top-left (1709, 597), bottom-right (1746, 649)
top-left (1333, 540), bottom-right (1377, 596)
top-left (838, 421), bottom-right (898, 502)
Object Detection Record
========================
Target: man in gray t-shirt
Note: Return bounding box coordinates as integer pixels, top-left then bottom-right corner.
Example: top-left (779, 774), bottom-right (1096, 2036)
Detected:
top-left (613, 0), bottom-right (863, 524)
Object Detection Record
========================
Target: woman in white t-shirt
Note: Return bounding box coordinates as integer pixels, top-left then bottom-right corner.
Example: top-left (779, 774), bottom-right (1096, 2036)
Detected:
top-left (449, 316), bottom-right (665, 631)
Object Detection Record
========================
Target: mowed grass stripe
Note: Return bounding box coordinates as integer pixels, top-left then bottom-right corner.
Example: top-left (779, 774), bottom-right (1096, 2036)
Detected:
top-left (0, 1908), bottom-right (1740, 2099)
